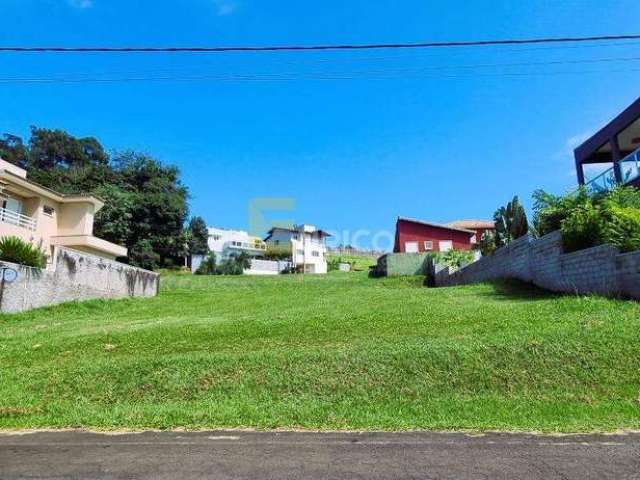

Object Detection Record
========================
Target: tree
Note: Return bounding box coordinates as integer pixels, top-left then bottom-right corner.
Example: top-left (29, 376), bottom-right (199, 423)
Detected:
top-left (493, 195), bottom-right (529, 247)
top-left (187, 216), bottom-right (209, 256)
top-left (27, 127), bottom-right (111, 194)
top-left (112, 151), bottom-right (189, 265)
top-left (0, 134), bottom-right (28, 168)
top-left (195, 252), bottom-right (217, 275)
top-left (0, 127), bottom-right (190, 269)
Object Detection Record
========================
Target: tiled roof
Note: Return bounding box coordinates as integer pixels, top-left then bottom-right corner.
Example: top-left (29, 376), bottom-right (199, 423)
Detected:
top-left (397, 217), bottom-right (475, 235)
top-left (447, 220), bottom-right (495, 230)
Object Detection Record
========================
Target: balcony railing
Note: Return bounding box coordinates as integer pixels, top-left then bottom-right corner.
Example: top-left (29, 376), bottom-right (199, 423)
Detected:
top-left (0, 207), bottom-right (37, 231)
top-left (585, 146), bottom-right (640, 194)
top-left (225, 241), bottom-right (267, 252)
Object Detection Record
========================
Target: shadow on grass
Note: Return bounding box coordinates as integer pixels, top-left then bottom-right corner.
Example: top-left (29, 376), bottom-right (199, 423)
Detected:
top-left (475, 279), bottom-right (565, 302)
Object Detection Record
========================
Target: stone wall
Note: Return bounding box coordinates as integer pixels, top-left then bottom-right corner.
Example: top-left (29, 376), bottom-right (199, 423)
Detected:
top-left (0, 246), bottom-right (159, 313)
top-left (435, 231), bottom-right (640, 300)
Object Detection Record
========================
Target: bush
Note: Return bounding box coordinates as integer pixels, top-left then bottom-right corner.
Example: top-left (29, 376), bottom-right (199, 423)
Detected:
top-left (0, 236), bottom-right (46, 268)
top-left (195, 252), bottom-right (217, 275)
top-left (493, 195), bottom-right (529, 247)
top-left (475, 231), bottom-right (497, 256)
top-left (327, 257), bottom-right (355, 272)
top-left (430, 250), bottom-right (475, 269)
top-left (196, 252), bottom-right (251, 276)
top-left (534, 186), bottom-right (640, 253)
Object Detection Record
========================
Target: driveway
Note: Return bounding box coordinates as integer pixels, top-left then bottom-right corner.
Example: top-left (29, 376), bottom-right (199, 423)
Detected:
top-left (0, 430), bottom-right (638, 479)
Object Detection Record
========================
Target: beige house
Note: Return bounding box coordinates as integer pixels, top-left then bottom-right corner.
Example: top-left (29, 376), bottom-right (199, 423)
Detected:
top-left (0, 158), bottom-right (127, 266)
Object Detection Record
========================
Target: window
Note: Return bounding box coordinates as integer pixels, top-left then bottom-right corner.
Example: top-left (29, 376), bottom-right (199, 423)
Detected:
top-left (212, 234), bottom-right (221, 241)
top-left (296, 249), bottom-right (304, 256)
top-left (470, 235), bottom-right (477, 244)
top-left (312, 251), bottom-right (320, 257)
top-left (43, 205), bottom-right (55, 217)
top-left (424, 240), bottom-right (433, 251)
top-left (439, 240), bottom-right (453, 252)
top-left (405, 241), bottom-right (419, 253)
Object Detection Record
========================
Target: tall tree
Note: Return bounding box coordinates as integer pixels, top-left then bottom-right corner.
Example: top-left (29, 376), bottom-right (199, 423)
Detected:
top-left (0, 134), bottom-right (28, 168)
top-left (494, 195), bottom-right (529, 247)
top-left (27, 127), bottom-right (111, 194)
top-left (187, 216), bottom-right (209, 256)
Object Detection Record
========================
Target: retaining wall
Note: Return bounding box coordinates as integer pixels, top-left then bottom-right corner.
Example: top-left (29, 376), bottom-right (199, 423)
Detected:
top-left (435, 231), bottom-right (640, 299)
top-left (0, 246), bottom-right (159, 313)
top-left (371, 253), bottom-right (431, 277)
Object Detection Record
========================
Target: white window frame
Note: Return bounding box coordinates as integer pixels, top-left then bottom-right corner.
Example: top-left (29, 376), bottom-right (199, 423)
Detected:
top-left (439, 240), bottom-right (453, 252)
top-left (405, 241), bottom-right (419, 253)
top-left (424, 240), bottom-right (433, 251)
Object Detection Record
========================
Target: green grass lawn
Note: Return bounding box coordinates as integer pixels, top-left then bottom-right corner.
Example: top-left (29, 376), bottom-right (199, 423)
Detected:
top-left (1, 271), bottom-right (639, 432)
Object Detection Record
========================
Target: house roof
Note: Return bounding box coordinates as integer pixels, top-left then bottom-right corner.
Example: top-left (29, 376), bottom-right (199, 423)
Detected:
top-left (265, 226), bottom-right (332, 240)
top-left (397, 217), bottom-right (475, 235)
top-left (447, 219), bottom-right (495, 230)
top-left (0, 167), bottom-right (104, 210)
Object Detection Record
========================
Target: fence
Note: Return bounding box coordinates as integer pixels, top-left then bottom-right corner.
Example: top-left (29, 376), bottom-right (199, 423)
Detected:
top-left (434, 231), bottom-right (640, 300)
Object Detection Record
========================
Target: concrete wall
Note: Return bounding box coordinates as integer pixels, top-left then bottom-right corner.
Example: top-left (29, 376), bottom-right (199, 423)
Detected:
top-left (435, 231), bottom-right (640, 300)
top-left (372, 252), bottom-right (432, 277)
top-left (0, 246), bottom-right (159, 313)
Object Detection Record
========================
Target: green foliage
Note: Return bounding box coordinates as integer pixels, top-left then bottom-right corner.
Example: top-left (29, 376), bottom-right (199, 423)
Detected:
top-left (0, 236), bottom-right (46, 268)
top-left (475, 231), bottom-right (497, 256)
top-left (263, 247), bottom-right (292, 261)
top-left (493, 195), bottom-right (529, 247)
top-left (430, 249), bottom-right (475, 269)
top-left (196, 252), bottom-right (251, 276)
top-left (532, 187), bottom-right (591, 238)
top-left (216, 252), bottom-right (252, 275)
top-left (187, 216), bottom-right (209, 256)
top-left (128, 240), bottom-right (160, 271)
top-left (195, 252), bottom-right (217, 275)
top-left (1, 129), bottom-right (189, 268)
top-left (0, 134), bottom-right (28, 168)
top-left (534, 186), bottom-right (640, 253)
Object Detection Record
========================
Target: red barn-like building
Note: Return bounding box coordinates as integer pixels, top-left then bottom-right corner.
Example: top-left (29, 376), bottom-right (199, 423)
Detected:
top-left (393, 217), bottom-right (495, 253)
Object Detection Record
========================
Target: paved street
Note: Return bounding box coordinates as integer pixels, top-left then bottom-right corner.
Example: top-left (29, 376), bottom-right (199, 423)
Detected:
top-left (0, 430), bottom-right (638, 480)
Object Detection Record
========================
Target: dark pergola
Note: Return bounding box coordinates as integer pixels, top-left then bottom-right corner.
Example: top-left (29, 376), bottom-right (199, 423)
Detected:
top-left (574, 96), bottom-right (640, 186)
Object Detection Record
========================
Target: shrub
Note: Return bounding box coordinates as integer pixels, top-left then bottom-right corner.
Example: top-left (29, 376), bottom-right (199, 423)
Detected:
top-left (430, 250), bottom-right (475, 269)
top-left (534, 186), bottom-right (640, 253)
top-left (195, 252), bottom-right (217, 275)
top-left (475, 231), bottom-right (497, 256)
top-left (0, 236), bottom-right (46, 268)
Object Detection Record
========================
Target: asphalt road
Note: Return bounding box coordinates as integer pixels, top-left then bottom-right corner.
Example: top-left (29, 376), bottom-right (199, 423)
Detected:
top-left (0, 430), bottom-right (638, 480)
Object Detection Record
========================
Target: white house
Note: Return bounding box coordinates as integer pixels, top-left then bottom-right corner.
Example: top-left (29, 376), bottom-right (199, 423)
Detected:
top-left (191, 227), bottom-right (267, 272)
top-left (264, 224), bottom-right (330, 274)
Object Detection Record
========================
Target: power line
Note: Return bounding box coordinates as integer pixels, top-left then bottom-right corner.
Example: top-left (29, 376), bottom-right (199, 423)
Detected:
top-left (2, 34), bottom-right (640, 54)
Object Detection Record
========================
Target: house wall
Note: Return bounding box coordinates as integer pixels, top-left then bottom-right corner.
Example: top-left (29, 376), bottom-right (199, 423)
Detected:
top-left (434, 231), bottom-right (640, 300)
top-left (0, 246), bottom-right (159, 313)
top-left (394, 220), bottom-right (473, 253)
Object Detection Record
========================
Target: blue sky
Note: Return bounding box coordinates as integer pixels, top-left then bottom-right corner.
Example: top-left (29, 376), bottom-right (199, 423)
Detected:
top-left (1, 0), bottom-right (640, 249)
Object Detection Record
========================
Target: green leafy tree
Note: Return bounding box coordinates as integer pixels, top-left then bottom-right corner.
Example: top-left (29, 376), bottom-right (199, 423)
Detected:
top-left (0, 134), bottom-right (28, 168)
top-left (27, 127), bottom-right (111, 194)
top-left (1, 128), bottom-right (190, 269)
top-left (494, 195), bottom-right (529, 247)
top-left (128, 240), bottom-right (160, 271)
top-left (187, 216), bottom-right (209, 256)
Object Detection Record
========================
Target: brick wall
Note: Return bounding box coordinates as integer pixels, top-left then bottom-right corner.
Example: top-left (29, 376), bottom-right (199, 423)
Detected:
top-left (435, 231), bottom-right (640, 300)
top-left (0, 246), bottom-right (159, 313)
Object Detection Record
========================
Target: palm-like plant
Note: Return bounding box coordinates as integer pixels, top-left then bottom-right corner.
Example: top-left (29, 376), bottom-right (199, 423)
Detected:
top-left (493, 196), bottom-right (529, 247)
top-left (0, 236), bottom-right (46, 268)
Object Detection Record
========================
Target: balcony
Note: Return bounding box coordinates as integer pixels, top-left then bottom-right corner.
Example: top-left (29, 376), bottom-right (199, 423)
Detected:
top-left (225, 240), bottom-right (267, 254)
top-left (0, 207), bottom-right (37, 231)
top-left (585, 147), bottom-right (640, 194)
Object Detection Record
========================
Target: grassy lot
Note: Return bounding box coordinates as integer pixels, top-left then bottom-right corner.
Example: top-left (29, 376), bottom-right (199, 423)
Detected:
top-left (1, 271), bottom-right (639, 432)
top-left (327, 254), bottom-right (378, 271)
